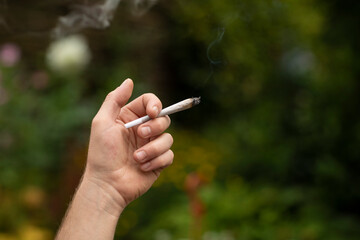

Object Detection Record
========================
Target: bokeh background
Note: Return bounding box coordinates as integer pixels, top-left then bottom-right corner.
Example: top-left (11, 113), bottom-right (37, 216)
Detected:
top-left (1, 0), bottom-right (360, 239)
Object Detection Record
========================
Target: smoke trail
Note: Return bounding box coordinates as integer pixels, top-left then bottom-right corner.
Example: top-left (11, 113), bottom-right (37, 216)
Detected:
top-left (207, 27), bottom-right (225, 65)
top-left (52, 0), bottom-right (158, 38)
top-left (131, 0), bottom-right (158, 16)
top-left (204, 27), bottom-right (225, 85)
top-left (52, 0), bottom-right (121, 38)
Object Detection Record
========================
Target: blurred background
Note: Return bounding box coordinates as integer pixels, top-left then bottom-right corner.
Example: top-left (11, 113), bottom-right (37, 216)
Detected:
top-left (1, 0), bottom-right (360, 239)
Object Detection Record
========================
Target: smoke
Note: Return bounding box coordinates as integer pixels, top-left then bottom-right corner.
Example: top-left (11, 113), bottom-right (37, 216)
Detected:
top-left (52, 0), bottom-right (158, 38)
top-left (131, 0), bottom-right (158, 16)
top-left (204, 27), bottom-right (225, 85)
top-left (207, 27), bottom-right (225, 65)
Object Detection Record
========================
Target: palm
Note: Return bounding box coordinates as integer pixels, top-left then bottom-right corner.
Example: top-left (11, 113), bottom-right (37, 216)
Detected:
top-left (88, 108), bottom-right (158, 205)
top-left (86, 79), bottom-right (172, 207)
top-left (115, 126), bottom-right (159, 204)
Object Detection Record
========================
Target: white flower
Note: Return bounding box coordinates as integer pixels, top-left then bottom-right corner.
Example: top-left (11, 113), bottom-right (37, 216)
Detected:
top-left (46, 35), bottom-right (91, 74)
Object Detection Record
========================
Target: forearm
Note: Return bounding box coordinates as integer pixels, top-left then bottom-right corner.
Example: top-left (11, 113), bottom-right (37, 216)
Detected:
top-left (55, 80), bottom-right (174, 239)
top-left (56, 177), bottom-right (124, 240)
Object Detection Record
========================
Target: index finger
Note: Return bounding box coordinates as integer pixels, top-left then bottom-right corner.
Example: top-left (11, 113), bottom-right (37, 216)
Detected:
top-left (123, 93), bottom-right (163, 120)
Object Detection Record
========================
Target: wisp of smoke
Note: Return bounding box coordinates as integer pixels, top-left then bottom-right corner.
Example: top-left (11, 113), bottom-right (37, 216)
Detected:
top-left (203, 27), bottom-right (225, 85)
top-left (207, 27), bottom-right (225, 65)
top-left (131, 0), bottom-right (158, 16)
top-left (52, 0), bottom-right (121, 38)
top-left (52, 0), bottom-right (158, 38)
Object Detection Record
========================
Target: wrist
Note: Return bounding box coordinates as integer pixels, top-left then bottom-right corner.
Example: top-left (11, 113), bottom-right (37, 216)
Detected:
top-left (56, 176), bottom-right (124, 240)
top-left (79, 174), bottom-right (126, 218)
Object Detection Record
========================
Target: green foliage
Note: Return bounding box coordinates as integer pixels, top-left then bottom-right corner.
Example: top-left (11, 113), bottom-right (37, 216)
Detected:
top-left (1, 0), bottom-right (360, 239)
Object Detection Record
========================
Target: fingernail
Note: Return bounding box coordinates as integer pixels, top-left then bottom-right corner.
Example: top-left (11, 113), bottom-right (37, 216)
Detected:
top-left (153, 106), bottom-right (159, 116)
top-left (135, 151), bottom-right (147, 162)
top-left (142, 162), bottom-right (151, 171)
top-left (141, 126), bottom-right (151, 137)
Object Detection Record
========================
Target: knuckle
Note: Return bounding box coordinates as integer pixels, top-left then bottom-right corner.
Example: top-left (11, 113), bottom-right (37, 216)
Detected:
top-left (143, 92), bottom-right (155, 98)
top-left (105, 91), bottom-right (115, 101)
top-left (151, 144), bottom-right (161, 154)
top-left (164, 133), bottom-right (174, 145)
top-left (153, 119), bottom-right (164, 130)
top-left (169, 150), bottom-right (174, 161)
top-left (143, 93), bottom-right (158, 105)
top-left (91, 116), bottom-right (102, 128)
top-left (160, 116), bottom-right (170, 127)
top-left (163, 151), bottom-right (174, 167)
top-left (144, 93), bottom-right (162, 106)
top-left (166, 115), bottom-right (171, 125)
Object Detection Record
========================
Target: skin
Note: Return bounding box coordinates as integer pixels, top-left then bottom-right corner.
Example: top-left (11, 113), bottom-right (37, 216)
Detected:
top-left (56, 79), bottom-right (173, 240)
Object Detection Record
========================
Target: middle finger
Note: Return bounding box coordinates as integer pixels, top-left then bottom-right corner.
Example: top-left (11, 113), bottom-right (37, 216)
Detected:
top-left (137, 115), bottom-right (171, 139)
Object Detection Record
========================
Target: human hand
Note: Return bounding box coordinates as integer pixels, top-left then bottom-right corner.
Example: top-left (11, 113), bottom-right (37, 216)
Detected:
top-left (83, 79), bottom-right (173, 212)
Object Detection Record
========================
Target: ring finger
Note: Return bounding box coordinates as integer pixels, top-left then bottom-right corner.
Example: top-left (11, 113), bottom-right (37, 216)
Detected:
top-left (134, 133), bottom-right (173, 163)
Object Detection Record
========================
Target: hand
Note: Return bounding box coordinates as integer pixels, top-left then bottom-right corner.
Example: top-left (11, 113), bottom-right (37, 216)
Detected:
top-left (83, 79), bottom-right (173, 212)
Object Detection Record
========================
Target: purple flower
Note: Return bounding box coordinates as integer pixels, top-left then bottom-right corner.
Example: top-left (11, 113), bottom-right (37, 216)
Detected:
top-left (0, 43), bottom-right (21, 67)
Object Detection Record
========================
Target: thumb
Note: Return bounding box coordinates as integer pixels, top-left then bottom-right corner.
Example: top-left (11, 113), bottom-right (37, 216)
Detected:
top-left (97, 79), bottom-right (134, 121)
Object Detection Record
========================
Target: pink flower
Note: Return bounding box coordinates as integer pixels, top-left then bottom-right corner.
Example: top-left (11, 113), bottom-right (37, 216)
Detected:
top-left (0, 43), bottom-right (21, 67)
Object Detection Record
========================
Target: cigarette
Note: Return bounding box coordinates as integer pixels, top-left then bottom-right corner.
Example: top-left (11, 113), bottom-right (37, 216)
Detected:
top-left (124, 97), bottom-right (201, 128)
